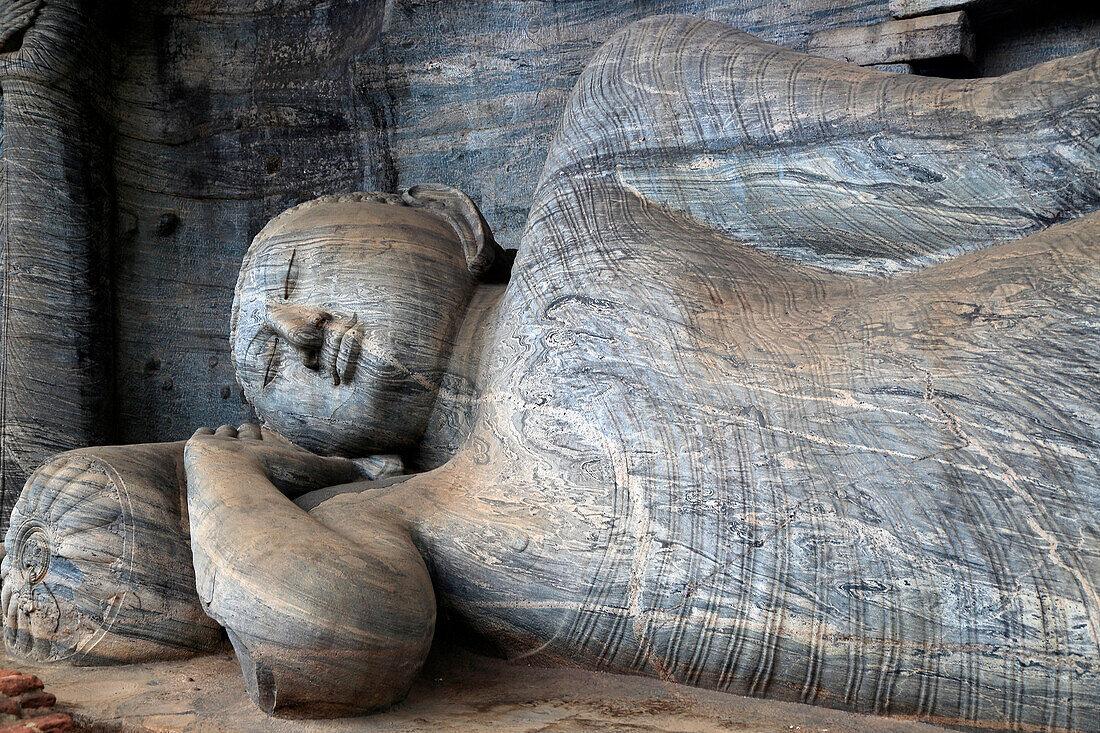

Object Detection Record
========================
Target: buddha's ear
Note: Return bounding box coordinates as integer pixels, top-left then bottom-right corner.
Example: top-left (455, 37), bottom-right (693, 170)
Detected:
top-left (402, 184), bottom-right (514, 282)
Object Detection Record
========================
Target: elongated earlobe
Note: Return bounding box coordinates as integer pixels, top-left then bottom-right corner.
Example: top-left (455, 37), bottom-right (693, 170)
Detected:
top-left (402, 183), bottom-right (514, 282)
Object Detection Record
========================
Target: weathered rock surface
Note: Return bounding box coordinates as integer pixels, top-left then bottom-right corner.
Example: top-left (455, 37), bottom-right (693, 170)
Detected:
top-left (807, 11), bottom-right (975, 66)
top-left (2, 7), bottom-right (1099, 732)
top-left (0, 0), bottom-right (115, 536)
top-left (3, 2), bottom-right (1097, 529)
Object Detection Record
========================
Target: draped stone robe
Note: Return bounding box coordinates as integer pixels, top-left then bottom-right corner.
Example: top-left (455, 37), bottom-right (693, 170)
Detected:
top-left (312, 16), bottom-right (1100, 731)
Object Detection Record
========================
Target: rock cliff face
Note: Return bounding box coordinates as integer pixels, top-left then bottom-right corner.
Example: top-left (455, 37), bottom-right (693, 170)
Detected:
top-left (0, 10), bottom-right (1097, 729)
top-left (0, 1), bottom-right (1097, 525)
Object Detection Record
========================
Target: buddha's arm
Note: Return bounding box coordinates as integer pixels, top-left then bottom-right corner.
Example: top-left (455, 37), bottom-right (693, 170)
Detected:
top-left (184, 427), bottom-right (435, 717)
top-left (0, 428), bottom-right (401, 668)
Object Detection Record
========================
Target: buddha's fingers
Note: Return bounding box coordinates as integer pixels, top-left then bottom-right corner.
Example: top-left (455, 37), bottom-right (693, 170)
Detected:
top-left (184, 439), bottom-right (435, 717)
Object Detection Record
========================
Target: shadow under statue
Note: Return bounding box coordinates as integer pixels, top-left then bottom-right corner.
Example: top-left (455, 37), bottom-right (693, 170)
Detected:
top-left (3, 16), bottom-right (1099, 731)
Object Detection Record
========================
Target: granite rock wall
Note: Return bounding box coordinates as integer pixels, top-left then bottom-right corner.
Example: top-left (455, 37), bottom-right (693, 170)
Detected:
top-left (0, 0), bottom-right (1097, 526)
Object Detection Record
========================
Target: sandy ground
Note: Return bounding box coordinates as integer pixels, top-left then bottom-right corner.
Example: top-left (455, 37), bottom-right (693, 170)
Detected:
top-left (0, 640), bottom-right (956, 733)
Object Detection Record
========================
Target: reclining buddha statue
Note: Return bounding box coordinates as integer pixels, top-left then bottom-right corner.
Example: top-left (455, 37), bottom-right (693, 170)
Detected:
top-left (3, 15), bottom-right (1099, 731)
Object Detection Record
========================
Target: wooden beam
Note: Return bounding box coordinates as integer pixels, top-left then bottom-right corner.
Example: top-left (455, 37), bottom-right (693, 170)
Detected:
top-left (807, 11), bottom-right (975, 66)
top-left (890, 0), bottom-right (979, 19)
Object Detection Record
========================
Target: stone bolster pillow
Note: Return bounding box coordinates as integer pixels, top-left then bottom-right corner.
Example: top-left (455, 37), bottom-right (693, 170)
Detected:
top-left (1, 442), bottom-right (223, 665)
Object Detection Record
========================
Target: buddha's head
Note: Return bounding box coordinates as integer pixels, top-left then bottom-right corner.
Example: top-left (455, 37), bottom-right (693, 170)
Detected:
top-left (231, 185), bottom-right (508, 457)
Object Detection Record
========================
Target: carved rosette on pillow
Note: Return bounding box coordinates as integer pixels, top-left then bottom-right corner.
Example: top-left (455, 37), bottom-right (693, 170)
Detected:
top-left (1, 444), bottom-right (222, 664)
top-left (2, 453), bottom-right (129, 664)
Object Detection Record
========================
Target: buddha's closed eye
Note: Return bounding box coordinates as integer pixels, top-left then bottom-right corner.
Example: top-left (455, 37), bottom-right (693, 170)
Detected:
top-left (241, 327), bottom-right (282, 389)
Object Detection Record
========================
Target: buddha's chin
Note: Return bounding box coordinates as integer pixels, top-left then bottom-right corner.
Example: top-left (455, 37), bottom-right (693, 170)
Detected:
top-left (253, 392), bottom-right (423, 459)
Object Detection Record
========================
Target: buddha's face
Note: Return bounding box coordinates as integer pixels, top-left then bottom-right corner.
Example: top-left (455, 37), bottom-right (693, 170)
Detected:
top-left (232, 195), bottom-right (477, 456)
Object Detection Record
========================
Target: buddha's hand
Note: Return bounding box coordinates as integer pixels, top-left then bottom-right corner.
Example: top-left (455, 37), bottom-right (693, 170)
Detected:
top-left (186, 424), bottom-right (373, 499)
top-left (185, 424), bottom-right (435, 717)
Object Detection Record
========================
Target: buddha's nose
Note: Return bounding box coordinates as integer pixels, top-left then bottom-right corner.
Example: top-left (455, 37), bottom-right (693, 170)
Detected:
top-left (263, 301), bottom-right (331, 370)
